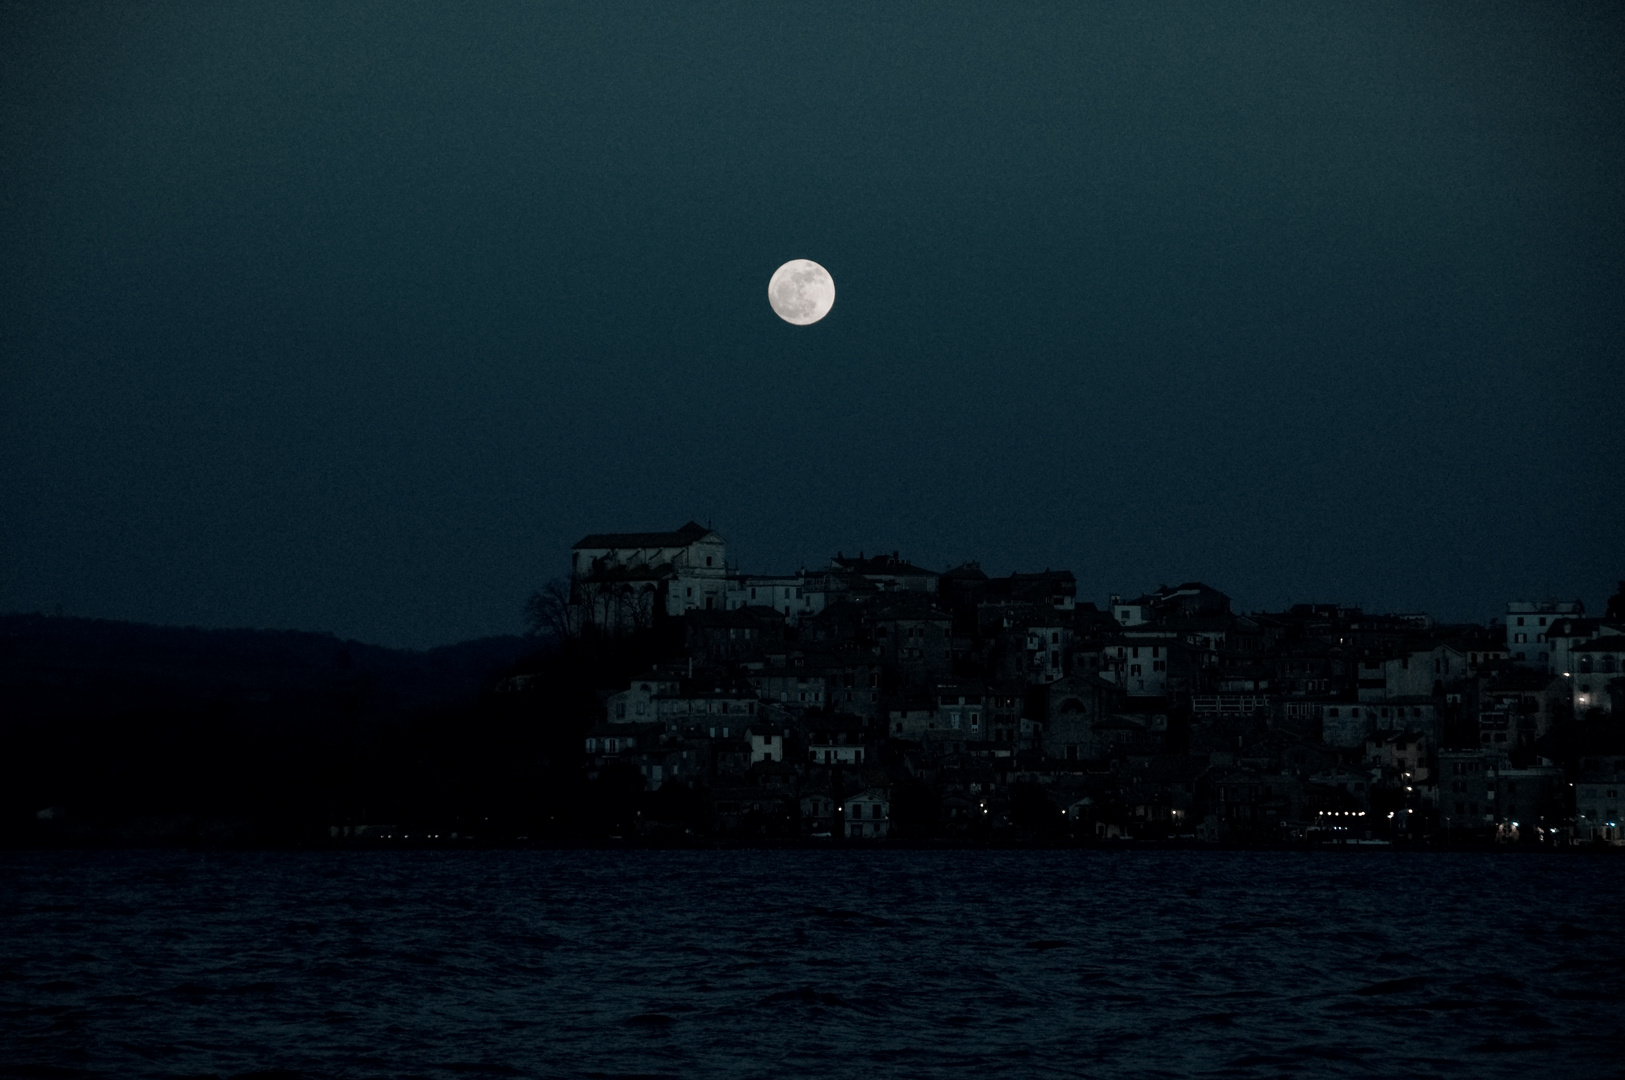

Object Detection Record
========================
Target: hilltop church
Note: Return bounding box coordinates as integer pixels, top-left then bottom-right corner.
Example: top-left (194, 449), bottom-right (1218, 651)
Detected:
top-left (570, 521), bottom-right (727, 633)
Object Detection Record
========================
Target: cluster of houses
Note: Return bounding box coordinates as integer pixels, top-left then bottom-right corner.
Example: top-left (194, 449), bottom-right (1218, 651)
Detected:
top-left (566, 522), bottom-right (1625, 843)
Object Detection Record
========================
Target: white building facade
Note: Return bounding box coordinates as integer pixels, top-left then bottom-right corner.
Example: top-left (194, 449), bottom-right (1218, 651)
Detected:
top-left (1505, 600), bottom-right (1583, 668)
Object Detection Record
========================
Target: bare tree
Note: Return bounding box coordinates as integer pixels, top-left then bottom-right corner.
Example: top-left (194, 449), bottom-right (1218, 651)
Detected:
top-left (633, 583), bottom-right (657, 632)
top-left (524, 577), bottom-right (583, 643)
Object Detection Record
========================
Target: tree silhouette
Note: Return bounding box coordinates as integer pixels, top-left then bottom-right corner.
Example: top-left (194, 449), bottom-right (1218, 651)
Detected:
top-left (524, 577), bottom-right (583, 644)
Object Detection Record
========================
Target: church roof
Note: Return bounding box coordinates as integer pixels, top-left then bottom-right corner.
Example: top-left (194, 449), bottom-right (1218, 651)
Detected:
top-left (574, 521), bottom-right (715, 549)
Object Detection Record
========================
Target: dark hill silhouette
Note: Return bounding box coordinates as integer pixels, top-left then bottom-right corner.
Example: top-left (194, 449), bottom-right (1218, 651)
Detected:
top-left (0, 613), bottom-right (533, 709)
top-left (0, 614), bottom-right (543, 846)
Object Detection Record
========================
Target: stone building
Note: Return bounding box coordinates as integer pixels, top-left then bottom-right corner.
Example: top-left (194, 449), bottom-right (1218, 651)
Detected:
top-left (571, 521), bottom-right (726, 633)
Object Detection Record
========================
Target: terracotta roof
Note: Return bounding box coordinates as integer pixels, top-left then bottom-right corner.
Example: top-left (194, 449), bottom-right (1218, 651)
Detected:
top-left (830, 553), bottom-right (938, 577)
top-left (875, 602), bottom-right (952, 621)
top-left (686, 606), bottom-right (785, 627)
top-left (574, 521), bottom-right (714, 549)
top-left (1009, 570), bottom-right (1076, 584)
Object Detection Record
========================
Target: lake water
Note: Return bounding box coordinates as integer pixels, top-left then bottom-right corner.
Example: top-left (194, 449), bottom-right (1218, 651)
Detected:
top-left (2, 849), bottom-right (1622, 1079)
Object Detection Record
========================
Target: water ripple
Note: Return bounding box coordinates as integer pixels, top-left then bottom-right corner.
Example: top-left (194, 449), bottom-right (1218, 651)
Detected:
top-left (1, 850), bottom-right (1623, 1079)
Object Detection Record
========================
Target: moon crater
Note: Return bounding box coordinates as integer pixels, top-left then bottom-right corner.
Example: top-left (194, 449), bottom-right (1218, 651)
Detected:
top-left (768, 259), bottom-right (835, 325)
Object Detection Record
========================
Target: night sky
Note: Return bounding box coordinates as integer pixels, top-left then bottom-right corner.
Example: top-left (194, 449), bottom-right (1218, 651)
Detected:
top-left (3, 2), bottom-right (1621, 648)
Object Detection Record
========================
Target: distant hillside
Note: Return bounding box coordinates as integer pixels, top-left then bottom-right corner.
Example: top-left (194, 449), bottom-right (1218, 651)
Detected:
top-left (0, 614), bottom-right (547, 844)
top-left (0, 613), bottom-right (537, 713)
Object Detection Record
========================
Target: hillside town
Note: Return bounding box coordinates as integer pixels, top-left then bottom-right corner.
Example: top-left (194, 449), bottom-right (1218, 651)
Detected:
top-left (552, 522), bottom-right (1625, 845)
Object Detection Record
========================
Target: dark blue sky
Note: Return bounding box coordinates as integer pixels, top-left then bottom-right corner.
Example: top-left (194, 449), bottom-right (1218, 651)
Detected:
top-left (3, 1), bottom-right (1621, 648)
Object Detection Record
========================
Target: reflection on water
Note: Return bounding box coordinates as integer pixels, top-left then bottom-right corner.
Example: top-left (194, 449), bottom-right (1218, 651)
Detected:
top-left (2, 850), bottom-right (1622, 1079)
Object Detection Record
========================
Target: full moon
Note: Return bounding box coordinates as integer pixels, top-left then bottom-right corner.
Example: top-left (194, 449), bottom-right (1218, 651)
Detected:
top-left (767, 259), bottom-right (835, 325)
